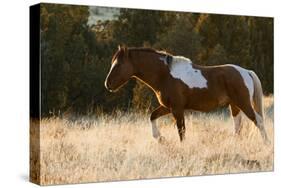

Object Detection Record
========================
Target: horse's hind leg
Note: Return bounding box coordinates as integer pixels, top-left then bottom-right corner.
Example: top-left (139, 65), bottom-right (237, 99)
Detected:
top-left (254, 112), bottom-right (269, 144)
top-left (234, 99), bottom-right (269, 143)
top-left (230, 104), bottom-right (243, 135)
top-left (150, 106), bottom-right (170, 139)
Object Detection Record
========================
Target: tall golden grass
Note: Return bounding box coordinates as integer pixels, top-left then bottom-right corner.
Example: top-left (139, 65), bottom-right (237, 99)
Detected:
top-left (32, 96), bottom-right (274, 185)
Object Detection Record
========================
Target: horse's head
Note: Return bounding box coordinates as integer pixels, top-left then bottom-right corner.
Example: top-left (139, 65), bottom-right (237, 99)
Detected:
top-left (105, 46), bottom-right (135, 92)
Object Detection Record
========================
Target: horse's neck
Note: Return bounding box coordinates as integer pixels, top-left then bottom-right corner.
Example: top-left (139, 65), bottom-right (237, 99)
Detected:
top-left (132, 52), bottom-right (167, 92)
top-left (133, 65), bottom-right (163, 92)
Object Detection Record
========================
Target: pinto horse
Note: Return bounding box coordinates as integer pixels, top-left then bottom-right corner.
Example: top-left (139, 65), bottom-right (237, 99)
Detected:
top-left (104, 46), bottom-right (269, 144)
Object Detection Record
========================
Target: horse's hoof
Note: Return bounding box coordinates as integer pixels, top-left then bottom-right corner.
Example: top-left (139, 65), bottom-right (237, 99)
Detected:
top-left (152, 133), bottom-right (160, 139)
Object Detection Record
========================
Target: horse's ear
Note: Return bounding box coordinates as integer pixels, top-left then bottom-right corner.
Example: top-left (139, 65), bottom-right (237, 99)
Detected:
top-left (118, 45), bottom-right (121, 51)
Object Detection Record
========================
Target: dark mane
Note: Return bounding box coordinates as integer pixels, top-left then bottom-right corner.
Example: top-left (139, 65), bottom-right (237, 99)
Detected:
top-left (128, 47), bottom-right (171, 56)
top-left (112, 47), bottom-right (171, 63)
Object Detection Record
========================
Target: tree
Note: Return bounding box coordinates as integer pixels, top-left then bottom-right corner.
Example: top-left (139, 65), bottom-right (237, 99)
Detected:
top-left (112, 9), bottom-right (174, 46)
top-left (155, 14), bottom-right (202, 62)
top-left (132, 81), bottom-right (158, 112)
top-left (39, 4), bottom-right (273, 116)
top-left (207, 43), bottom-right (228, 65)
top-left (40, 4), bottom-right (97, 115)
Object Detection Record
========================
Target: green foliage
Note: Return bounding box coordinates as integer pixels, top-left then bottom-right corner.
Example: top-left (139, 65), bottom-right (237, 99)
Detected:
top-left (132, 81), bottom-right (158, 112)
top-left (112, 9), bottom-right (175, 46)
top-left (41, 4), bottom-right (109, 115)
top-left (40, 4), bottom-right (273, 116)
top-left (155, 14), bottom-right (203, 62)
top-left (195, 15), bottom-right (273, 92)
top-left (207, 44), bottom-right (228, 65)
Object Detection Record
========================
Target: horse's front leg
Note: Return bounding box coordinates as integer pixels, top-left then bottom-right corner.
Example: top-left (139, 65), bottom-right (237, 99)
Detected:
top-left (172, 108), bottom-right (185, 141)
top-left (150, 106), bottom-right (170, 139)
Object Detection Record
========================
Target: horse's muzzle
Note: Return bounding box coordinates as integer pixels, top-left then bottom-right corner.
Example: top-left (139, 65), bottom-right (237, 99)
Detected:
top-left (104, 79), bottom-right (116, 92)
top-left (104, 79), bottom-right (111, 91)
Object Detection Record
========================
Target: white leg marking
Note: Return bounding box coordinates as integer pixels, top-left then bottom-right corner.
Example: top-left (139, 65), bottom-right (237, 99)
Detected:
top-left (186, 111), bottom-right (193, 127)
top-left (233, 111), bottom-right (243, 134)
top-left (151, 119), bottom-right (161, 139)
top-left (254, 112), bottom-right (263, 126)
top-left (254, 111), bottom-right (270, 144)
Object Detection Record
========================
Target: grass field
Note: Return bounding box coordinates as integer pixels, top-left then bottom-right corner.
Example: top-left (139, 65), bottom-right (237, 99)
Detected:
top-left (31, 96), bottom-right (274, 185)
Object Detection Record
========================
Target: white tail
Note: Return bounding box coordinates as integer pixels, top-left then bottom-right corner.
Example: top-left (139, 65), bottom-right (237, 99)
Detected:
top-left (249, 71), bottom-right (270, 144)
top-left (249, 71), bottom-right (264, 119)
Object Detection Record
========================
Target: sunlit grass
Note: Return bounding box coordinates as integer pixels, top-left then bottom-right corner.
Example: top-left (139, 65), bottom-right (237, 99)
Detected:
top-left (32, 96), bottom-right (274, 185)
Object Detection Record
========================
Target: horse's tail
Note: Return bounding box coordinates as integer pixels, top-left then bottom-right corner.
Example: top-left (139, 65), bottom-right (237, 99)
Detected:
top-left (249, 71), bottom-right (264, 120)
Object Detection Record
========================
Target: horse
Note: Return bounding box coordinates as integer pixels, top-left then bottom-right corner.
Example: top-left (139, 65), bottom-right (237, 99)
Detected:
top-left (104, 46), bottom-right (270, 144)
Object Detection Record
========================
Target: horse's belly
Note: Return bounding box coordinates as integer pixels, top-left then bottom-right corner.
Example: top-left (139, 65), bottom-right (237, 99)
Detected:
top-left (187, 91), bottom-right (230, 112)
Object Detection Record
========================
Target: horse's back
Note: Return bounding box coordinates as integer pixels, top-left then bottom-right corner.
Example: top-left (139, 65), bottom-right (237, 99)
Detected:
top-left (212, 64), bottom-right (254, 98)
top-left (163, 58), bottom-right (255, 112)
top-left (187, 63), bottom-right (254, 111)
top-left (204, 64), bottom-right (254, 105)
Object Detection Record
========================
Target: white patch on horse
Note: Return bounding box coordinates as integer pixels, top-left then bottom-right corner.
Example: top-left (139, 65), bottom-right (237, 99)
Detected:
top-left (169, 56), bottom-right (208, 89)
top-left (229, 65), bottom-right (254, 100)
top-left (151, 119), bottom-right (161, 139)
top-left (159, 56), bottom-right (168, 65)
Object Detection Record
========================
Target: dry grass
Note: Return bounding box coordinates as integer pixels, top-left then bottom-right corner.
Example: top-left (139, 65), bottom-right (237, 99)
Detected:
top-left (33, 96), bottom-right (274, 185)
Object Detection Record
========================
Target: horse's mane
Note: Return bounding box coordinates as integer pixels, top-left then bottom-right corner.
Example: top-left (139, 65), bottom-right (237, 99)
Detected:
top-left (128, 47), bottom-right (171, 56)
top-left (112, 47), bottom-right (171, 62)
